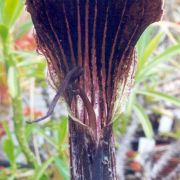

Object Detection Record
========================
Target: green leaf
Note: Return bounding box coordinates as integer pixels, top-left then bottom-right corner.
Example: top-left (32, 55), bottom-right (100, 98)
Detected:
top-left (0, 0), bottom-right (5, 23)
top-left (10, 1), bottom-right (24, 27)
top-left (136, 44), bottom-right (180, 81)
top-left (13, 50), bottom-right (40, 61)
top-left (113, 113), bottom-right (130, 135)
top-left (134, 103), bottom-right (154, 139)
top-left (39, 175), bottom-right (49, 180)
top-left (0, 24), bottom-right (9, 42)
top-left (2, 0), bottom-right (23, 27)
top-left (125, 88), bottom-right (136, 117)
top-left (33, 157), bottom-right (54, 180)
top-left (58, 116), bottom-right (68, 145)
top-left (54, 158), bottom-right (70, 180)
top-left (6, 175), bottom-right (16, 180)
top-left (147, 44), bottom-right (180, 67)
top-left (137, 26), bottom-right (155, 60)
top-left (137, 90), bottom-right (180, 107)
top-left (8, 66), bottom-right (19, 98)
top-left (138, 32), bottom-right (164, 72)
top-left (17, 58), bottom-right (42, 67)
top-left (3, 138), bottom-right (15, 166)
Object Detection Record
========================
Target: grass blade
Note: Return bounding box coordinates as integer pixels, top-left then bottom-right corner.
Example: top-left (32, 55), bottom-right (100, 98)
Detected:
top-left (54, 158), bottom-right (70, 180)
top-left (33, 157), bottom-right (54, 180)
top-left (138, 32), bottom-right (164, 72)
top-left (134, 103), bottom-right (154, 139)
top-left (136, 26), bottom-right (155, 60)
top-left (137, 44), bottom-right (180, 81)
top-left (137, 90), bottom-right (180, 107)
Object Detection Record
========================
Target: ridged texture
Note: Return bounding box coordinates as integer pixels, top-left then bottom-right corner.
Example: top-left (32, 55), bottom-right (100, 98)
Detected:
top-left (26, 1), bottom-right (163, 179)
top-left (26, 0), bottom-right (163, 132)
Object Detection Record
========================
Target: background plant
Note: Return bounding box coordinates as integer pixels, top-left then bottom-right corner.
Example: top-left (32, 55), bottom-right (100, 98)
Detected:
top-left (114, 19), bottom-right (180, 180)
top-left (0, 1), bottom-right (69, 179)
top-left (114, 24), bottom-right (180, 139)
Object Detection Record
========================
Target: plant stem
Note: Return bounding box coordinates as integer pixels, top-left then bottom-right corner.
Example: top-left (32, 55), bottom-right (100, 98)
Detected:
top-left (12, 95), bottom-right (38, 167)
top-left (69, 121), bottom-right (117, 180)
top-left (2, 36), bottom-right (38, 168)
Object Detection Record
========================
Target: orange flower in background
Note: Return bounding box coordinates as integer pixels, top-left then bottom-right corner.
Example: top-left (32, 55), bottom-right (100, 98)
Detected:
top-left (129, 161), bottom-right (142, 172)
top-left (15, 33), bottom-right (36, 51)
top-left (23, 106), bottom-right (43, 118)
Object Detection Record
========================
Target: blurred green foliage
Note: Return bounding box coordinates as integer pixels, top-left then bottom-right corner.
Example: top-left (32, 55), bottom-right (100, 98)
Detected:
top-left (114, 25), bottom-right (180, 139)
top-left (0, 1), bottom-right (69, 179)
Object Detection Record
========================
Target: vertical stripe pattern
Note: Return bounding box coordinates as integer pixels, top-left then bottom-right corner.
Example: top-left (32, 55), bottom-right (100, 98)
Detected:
top-left (26, 0), bottom-right (163, 130)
